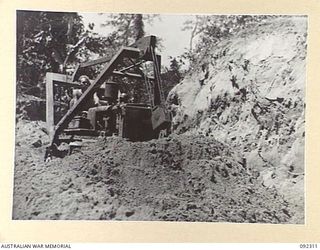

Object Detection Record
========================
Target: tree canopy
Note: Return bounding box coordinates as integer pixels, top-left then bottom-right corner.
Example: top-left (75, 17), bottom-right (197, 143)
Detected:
top-left (181, 15), bottom-right (276, 66)
top-left (16, 10), bottom-right (112, 97)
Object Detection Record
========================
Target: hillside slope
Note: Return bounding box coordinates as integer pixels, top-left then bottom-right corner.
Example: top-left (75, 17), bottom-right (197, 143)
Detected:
top-left (168, 16), bottom-right (306, 221)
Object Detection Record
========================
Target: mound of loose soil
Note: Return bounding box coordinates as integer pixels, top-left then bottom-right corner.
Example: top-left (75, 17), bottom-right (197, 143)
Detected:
top-left (13, 123), bottom-right (300, 223)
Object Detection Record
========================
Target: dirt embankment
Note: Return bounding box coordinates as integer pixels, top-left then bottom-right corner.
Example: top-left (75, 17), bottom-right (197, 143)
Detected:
top-left (168, 16), bottom-right (306, 221)
top-left (13, 120), bottom-right (299, 223)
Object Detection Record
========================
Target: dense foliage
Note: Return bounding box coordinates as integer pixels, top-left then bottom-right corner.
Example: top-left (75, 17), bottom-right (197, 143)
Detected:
top-left (17, 11), bottom-right (84, 97)
top-left (16, 11), bottom-right (120, 98)
top-left (162, 57), bottom-right (184, 98)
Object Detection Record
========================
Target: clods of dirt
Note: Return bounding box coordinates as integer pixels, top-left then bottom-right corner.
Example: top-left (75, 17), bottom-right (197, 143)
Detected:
top-left (13, 128), bottom-right (302, 223)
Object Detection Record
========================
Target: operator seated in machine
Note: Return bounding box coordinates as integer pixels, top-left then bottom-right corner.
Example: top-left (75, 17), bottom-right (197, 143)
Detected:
top-left (69, 75), bottom-right (92, 108)
top-left (87, 81), bottom-right (119, 134)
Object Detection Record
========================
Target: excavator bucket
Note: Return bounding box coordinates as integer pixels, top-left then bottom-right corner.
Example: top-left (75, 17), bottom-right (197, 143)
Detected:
top-left (151, 105), bottom-right (171, 131)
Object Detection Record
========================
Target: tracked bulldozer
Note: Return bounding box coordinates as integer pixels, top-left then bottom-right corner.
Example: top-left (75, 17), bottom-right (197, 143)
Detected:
top-left (44, 36), bottom-right (171, 160)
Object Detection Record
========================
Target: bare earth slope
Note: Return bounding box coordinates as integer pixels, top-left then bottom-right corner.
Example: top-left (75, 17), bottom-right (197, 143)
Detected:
top-left (168, 16), bottom-right (306, 223)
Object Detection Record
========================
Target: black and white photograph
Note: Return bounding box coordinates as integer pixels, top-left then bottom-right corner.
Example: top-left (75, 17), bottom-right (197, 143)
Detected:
top-left (13, 10), bottom-right (306, 223)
